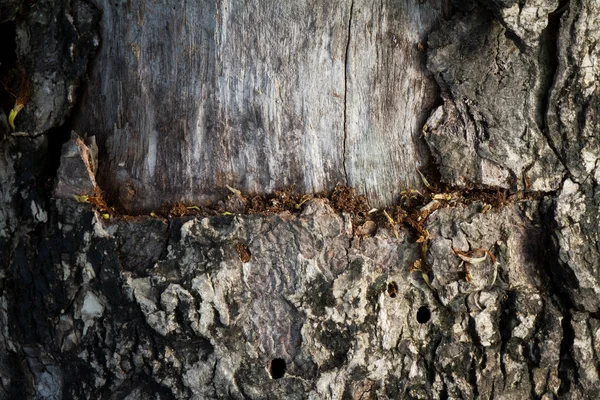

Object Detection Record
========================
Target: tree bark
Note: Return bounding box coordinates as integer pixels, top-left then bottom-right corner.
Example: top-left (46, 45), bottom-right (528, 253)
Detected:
top-left (1, 0), bottom-right (600, 399)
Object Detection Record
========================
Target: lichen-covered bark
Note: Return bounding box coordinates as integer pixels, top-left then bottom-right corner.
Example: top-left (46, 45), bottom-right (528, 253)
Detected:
top-left (2, 0), bottom-right (600, 399)
top-left (11, 0), bottom-right (99, 135)
top-left (0, 190), bottom-right (567, 399)
top-left (423, 1), bottom-right (565, 191)
top-left (546, 0), bottom-right (600, 326)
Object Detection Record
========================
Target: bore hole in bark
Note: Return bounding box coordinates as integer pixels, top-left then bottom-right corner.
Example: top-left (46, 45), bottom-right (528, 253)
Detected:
top-left (268, 358), bottom-right (286, 379)
top-left (387, 281), bottom-right (398, 298)
top-left (417, 306), bottom-right (431, 324)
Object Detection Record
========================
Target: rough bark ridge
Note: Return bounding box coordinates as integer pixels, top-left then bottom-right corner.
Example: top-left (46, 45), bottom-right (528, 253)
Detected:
top-left (1, 0), bottom-right (600, 399)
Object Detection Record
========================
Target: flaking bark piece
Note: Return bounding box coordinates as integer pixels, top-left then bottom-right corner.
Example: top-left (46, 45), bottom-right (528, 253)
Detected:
top-left (53, 131), bottom-right (98, 199)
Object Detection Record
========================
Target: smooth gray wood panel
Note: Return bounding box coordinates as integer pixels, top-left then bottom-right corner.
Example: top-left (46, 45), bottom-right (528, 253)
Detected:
top-left (76, 0), bottom-right (448, 212)
top-left (345, 0), bottom-right (447, 205)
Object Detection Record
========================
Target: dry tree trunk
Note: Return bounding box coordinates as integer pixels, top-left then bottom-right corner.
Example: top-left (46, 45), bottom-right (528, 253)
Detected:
top-left (1, 0), bottom-right (600, 399)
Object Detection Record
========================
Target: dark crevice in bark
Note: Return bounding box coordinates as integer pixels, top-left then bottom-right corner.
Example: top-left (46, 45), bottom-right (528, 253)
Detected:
top-left (557, 308), bottom-right (576, 395)
top-left (0, 371), bottom-right (6, 397)
top-left (159, 218), bottom-right (173, 263)
top-left (342, 0), bottom-right (354, 186)
top-left (45, 58), bottom-right (97, 184)
top-left (498, 293), bottom-right (518, 343)
top-left (210, 358), bottom-right (219, 397)
top-left (503, 29), bottom-right (528, 54)
top-left (423, 336), bottom-right (443, 389)
top-left (236, 374), bottom-right (250, 400)
top-left (464, 308), bottom-right (482, 396)
top-left (45, 124), bottom-right (72, 183)
top-left (439, 387), bottom-right (448, 400)
top-left (468, 350), bottom-right (479, 398)
top-left (415, 70), bottom-right (445, 186)
top-left (415, 95), bottom-right (444, 186)
top-left (537, 0), bottom-right (570, 169)
top-left (539, 200), bottom-right (578, 396)
top-left (538, 0), bottom-right (567, 123)
top-left (413, 2), bottom-right (445, 181)
top-left (0, 21), bottom-right (18, 139)
top-left (128, 373), bottom-right (178, 400)
top-left (524, 339), bottom-right (541, 400)
top-left (498, 290), bottom-right (517, 388)
top-left (478, 1), bottom-right (527, 52)
top-left (3, 347), bottom-right (25, 398)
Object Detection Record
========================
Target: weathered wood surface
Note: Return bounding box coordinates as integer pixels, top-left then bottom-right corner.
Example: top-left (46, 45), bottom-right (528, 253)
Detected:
top-left (75, 0), bottom-right (449, 212)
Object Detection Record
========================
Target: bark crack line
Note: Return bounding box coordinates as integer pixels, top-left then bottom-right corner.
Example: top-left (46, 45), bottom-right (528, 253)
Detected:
top-left (210, 358), bottom-right (219, 396)
top-left (342, 0), bottom-right (354, 185)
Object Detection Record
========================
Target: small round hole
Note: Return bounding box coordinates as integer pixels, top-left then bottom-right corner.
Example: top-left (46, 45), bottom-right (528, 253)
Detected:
top-left (387, 281), bottom-right (398, 298)
top-left (416, 306), bottom-right (431, 324)
top-left (268, 358), bottom-right (286, 379)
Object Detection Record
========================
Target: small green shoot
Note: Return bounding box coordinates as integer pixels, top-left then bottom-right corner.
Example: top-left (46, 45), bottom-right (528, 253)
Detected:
top-left (8, 70), bottom-right (32, 130)
top-left (73, 194), bottom-right (89, 203)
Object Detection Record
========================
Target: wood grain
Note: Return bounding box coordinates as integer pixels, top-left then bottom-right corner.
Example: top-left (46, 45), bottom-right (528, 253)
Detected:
top-left (76, 0), bottom-right (449, 212)
top-left (345, 0), bottom-right (448, 205)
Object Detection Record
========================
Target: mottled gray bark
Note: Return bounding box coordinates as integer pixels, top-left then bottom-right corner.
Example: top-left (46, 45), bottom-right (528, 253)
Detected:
top-left (1, 0), bottom-right (600, 399)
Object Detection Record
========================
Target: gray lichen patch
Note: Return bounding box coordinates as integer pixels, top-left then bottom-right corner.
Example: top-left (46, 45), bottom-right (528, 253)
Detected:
top-left (490, 0), bottom-right (561, 48)
top-left (553, 179), bottom-right (600, 312)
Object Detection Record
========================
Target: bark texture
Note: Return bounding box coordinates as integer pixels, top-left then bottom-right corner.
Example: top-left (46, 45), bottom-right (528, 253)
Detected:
top-left (1, 0), bottom-right (600, 399)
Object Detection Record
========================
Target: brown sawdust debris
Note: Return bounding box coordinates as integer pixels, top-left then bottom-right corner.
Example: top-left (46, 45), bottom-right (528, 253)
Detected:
top-left (71, 169), bottom-right (547, 279)
top-left (235, 243), bottom-right (251, 263)
top-left (75, 170), bottom-right (546, 243)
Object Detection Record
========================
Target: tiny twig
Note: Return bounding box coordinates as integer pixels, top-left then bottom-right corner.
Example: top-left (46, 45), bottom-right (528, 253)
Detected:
top-left (1, 80), bottom-right (17, 98)
top-left (382, 210), bottom-right (399, 239)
